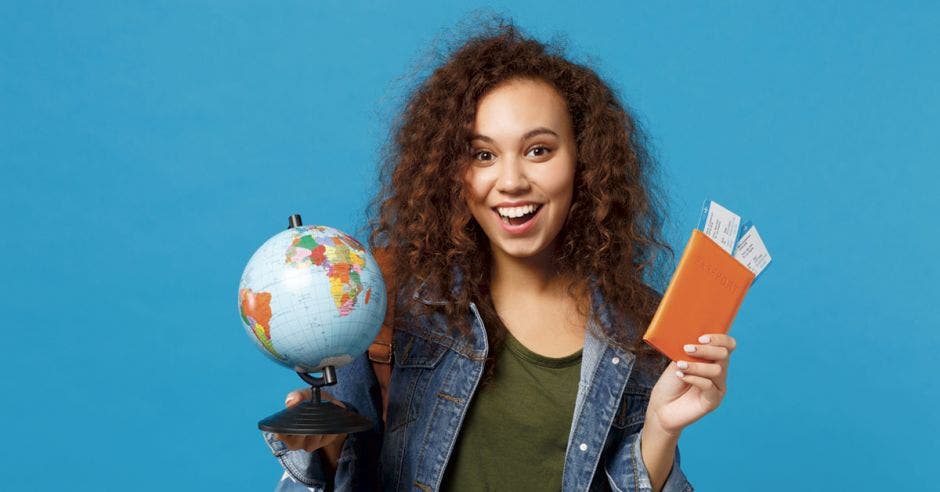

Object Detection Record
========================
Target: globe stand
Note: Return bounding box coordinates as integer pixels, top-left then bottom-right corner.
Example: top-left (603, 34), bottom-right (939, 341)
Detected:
top-left (257, 366), bottom-right (374, 435)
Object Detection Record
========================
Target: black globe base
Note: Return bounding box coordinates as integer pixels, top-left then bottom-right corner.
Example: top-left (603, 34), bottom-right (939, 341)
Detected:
top-left (257, 365), bottom-right (374, 435)
top-left (257, 399), bottom-right (373, 435)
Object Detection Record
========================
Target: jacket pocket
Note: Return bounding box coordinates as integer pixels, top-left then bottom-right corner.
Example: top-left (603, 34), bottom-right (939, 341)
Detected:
top-left (611, 382), bottom-right (652, 431)
top-left (394, 332), bottom-right (448, 368)
top-left (386, 332), bottom-right (448, 435)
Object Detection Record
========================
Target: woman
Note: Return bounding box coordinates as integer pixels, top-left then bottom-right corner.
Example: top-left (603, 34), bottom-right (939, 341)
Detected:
top-left (264, 21), bottom-right (735, 492)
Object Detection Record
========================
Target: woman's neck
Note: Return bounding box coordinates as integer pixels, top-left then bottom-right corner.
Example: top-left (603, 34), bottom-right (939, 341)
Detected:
top-left (489, 246), bottom-right (564, 297)
top-left (487, 245), bottom-right (589, 356)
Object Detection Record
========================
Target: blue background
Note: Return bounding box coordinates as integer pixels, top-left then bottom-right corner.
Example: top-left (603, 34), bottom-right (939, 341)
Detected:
top-left (2, 2), bottom-right (937, 490)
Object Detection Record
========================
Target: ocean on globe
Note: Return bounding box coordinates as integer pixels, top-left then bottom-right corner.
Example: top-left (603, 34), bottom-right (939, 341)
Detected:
top-left (238, 224), bottom-right (387, 373)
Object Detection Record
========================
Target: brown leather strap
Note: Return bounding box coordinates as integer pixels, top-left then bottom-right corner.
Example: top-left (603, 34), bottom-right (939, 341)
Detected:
top-left (368, 247), bottom-right (395, 424)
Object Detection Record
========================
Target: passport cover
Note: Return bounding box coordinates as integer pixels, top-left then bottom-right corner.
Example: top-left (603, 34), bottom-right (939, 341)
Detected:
top-left (643, 229), bottom-right (756, 362)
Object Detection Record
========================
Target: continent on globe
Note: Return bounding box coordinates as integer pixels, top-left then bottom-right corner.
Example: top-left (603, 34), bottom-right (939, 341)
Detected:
top-left (238, 288), bottom-right (287, 361)
top-left (286, 226), bottom-right (371, 317)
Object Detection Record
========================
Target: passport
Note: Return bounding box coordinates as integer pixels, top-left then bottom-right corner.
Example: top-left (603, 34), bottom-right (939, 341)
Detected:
top-left (643, 229), bottom-right (756, 362)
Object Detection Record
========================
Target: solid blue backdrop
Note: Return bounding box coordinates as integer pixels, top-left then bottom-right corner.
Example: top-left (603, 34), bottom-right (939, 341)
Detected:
top-left (1, 1), bottom-right (937, 490)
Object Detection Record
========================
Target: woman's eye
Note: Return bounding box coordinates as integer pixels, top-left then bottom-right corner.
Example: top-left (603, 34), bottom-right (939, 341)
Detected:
top-left (527, 146), bottom-right (551, 157)
top-left (474, 150), bottom-right (494, 161)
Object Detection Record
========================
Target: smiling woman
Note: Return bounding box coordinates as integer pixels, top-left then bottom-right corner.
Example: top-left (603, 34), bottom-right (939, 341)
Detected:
top-left (263, 18), bottom-right (736, 492)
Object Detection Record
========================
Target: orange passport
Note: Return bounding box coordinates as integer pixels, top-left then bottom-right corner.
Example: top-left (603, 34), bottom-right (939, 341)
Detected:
top-left (643, 229), bottom-right (756, 362)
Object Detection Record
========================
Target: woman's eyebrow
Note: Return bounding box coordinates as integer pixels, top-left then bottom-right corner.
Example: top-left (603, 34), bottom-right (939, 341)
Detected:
top-left (471, 127), bottom-right (559, 143)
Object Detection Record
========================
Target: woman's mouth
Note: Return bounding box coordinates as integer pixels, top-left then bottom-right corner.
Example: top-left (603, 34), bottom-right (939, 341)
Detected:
top-left (494, 204), bottom-right (543, 226)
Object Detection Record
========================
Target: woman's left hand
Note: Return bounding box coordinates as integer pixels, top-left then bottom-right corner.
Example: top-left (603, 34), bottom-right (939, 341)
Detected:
top-left (645, 333), bottom-right (737, 438)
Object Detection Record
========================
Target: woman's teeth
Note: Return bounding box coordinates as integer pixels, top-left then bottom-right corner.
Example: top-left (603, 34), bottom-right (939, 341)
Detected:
top-left (497, 204), bottom-right (538, 218)
top-left (496, 204), bottom-right (541, 225)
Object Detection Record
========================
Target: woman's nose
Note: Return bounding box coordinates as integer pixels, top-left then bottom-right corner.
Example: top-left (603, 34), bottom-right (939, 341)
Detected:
top-left (496, 157), bottom-right (530, 193)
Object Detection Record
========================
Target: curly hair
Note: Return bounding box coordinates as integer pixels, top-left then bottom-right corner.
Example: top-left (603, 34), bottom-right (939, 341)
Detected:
top-left (368, 18), bottom-right (673, 380)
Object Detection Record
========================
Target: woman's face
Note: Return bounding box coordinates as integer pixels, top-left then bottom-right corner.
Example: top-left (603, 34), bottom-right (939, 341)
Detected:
top-left (463, 78), bottom-right (577, 264)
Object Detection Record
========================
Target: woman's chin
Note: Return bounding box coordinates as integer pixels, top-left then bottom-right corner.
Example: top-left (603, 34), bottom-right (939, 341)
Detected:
top-left (490, 239), bottom-right (553, 262)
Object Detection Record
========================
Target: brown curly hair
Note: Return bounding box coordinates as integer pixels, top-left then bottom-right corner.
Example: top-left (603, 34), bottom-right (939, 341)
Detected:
top-left (368, 18), bottom-right (673, 379)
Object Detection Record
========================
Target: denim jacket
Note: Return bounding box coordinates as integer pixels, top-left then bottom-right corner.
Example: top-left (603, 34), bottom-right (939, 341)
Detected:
top-left (263, 287), bottom-right (694, 492)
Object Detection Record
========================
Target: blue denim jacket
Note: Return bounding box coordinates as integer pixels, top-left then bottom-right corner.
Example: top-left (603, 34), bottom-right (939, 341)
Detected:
top-left (263, 289), bottom-right (694, 492)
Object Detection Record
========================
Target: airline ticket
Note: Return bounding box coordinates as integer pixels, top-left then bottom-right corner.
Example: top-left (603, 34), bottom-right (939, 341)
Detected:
top-left (697, 199), bottom-right (741, 254)
top-left (733, 221), bottom-right (772, 277)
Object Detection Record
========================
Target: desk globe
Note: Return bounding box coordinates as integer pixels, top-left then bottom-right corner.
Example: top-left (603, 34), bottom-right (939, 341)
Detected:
top-left (238, 215), bottom-right (386, 434)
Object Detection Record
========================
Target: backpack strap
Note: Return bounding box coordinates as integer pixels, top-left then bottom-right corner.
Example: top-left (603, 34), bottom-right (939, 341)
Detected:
top-left (368, 247), bottom-right (395, 424)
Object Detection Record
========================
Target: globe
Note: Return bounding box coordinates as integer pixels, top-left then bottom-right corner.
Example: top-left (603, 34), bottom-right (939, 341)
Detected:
top-left (238, 222), bottom-right (387, 374)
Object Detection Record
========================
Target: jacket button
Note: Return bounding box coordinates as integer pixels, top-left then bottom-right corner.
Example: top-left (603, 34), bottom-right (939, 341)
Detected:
top-left (579, 443), bottom-right (588, 452)
top-left (611, 357), bottom-right (620, 365)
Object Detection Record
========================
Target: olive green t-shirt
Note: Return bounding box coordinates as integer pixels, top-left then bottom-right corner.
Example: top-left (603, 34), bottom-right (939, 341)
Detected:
top-left (440, 332), bottom-right (583, 491)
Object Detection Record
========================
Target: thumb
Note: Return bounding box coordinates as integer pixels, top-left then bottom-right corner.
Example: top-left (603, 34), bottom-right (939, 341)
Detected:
top-left (284, 388), bottom-right (312, 408)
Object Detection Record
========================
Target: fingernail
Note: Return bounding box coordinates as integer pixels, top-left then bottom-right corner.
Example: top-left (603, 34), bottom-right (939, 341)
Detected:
top-left (677, 361), bottom-right (689, 369)
top-left (285, 397), bottom-right (297, 406)
top-left (675, 370), bottom-right (685, 378)
top-left (698, 335), bottom-right (711, 344)
top-left (684, 344), bottom-right (696, 353)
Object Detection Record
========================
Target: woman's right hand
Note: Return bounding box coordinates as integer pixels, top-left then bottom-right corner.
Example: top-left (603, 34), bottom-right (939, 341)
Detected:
top-left (274, 388), bottom-right (349, 453)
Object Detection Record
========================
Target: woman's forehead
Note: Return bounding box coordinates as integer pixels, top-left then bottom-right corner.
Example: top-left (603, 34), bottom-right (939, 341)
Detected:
top-left (472, 79), bottom-right (573, 141)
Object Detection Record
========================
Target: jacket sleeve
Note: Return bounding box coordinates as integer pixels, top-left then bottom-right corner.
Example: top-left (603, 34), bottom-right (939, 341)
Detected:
top-left (603, 428), bottom-right (693, 492)
top-left (261, 350), bottom-right (385, 491)
top-left (632, 430), bottom-right (693, 492)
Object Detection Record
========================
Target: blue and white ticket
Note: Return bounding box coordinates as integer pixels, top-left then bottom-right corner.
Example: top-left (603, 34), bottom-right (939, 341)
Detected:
top-left (733, 221), bottom-right (771, 277)
top-left (697, 199), bottom-right (741, 254)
